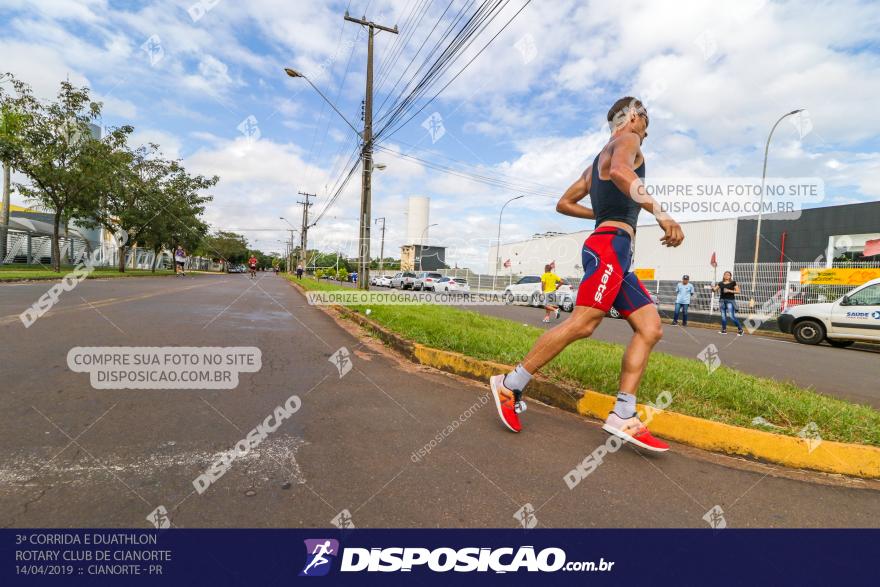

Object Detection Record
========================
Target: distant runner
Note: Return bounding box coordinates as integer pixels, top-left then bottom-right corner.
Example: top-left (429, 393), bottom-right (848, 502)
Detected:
top-left (489, 96), bottom-right (684, 452)
top-left (174, 245), bottom-right (186, 276)
top-left (248, 254), bottom-right (258, 280)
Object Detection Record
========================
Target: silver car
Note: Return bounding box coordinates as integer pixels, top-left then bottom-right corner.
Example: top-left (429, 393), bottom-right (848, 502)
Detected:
top-left (390, 271), bottom-right (417, 289)
top-left (413, 272), bottom-right (443, 291)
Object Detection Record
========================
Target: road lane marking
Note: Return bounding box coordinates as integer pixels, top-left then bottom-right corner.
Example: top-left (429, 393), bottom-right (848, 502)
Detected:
top-left (0, 281), bottom-right (215, 326)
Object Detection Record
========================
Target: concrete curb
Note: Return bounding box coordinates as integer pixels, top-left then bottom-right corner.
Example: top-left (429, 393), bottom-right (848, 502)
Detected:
top-left (290, 280), bottom-right (880, 479)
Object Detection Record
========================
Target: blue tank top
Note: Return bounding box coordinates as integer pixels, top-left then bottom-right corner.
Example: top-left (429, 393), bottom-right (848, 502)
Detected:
top-left (590, 153), bottom-right (644, 231)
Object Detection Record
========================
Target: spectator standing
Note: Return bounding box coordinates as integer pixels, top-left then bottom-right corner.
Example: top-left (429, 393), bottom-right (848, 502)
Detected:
top-left (672, 275), bottom-right (695, 326)
top-left (712, 271), bottom-right (744, 335)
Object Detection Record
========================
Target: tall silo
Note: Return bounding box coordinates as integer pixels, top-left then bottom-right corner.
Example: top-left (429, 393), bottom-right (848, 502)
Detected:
top-left (406, 196), bottom-right (430, 244)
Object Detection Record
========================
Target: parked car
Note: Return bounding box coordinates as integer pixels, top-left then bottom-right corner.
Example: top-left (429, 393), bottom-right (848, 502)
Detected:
top-left (375, 275), bottom-right (393, 287)
top-left (413, 272), bottom-right (444, 291)
top-left (436, 276), bottom-right (471, 295)
top-left (502, 275), bottom-right (543, 306)
top-left (502, 275), bottom-right (576, 312)
top-left (391, 272), bottom-right (417, 289)
top-left (607, 293), bottom-right (660, 319)
top-left (778, 277), bottom-right (880, 347)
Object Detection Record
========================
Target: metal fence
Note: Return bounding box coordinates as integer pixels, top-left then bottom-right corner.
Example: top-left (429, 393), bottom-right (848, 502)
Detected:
top-left (1, 227), bottom-right (220, 272)
top-left (434, 262), bottom-right (880, 322)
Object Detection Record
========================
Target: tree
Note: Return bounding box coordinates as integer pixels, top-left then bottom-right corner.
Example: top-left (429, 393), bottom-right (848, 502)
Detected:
top-left (75, 138), bottom-right (217, 272)
top-left (136, 159), bottom-right (214, 272)
top-left (199, 231), bottom-right (248, 269)
top-left (0, 75), bottom-right (29, 262)
top-left (311, 251), bottom-right (351, 272)
top-left (10, 79), bottom-right (103, 271)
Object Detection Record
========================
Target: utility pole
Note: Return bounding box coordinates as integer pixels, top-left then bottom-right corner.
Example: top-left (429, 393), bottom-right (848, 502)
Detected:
top-left (286, 230), bottom-right (295, 273)
top-left (374, 217), bottom-right (386, 275)
top-left (297, 191), bottom-right (315, 273)
top-left (344, 10), bottom-right (397, 290)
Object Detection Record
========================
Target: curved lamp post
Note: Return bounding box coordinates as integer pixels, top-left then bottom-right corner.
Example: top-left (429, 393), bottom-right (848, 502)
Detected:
top-left (418, 223), bottom-right (438, 272)
top-left (493, 195), bottom-right (524, 291)
top-left (748, 109), bottom-right (804, 307)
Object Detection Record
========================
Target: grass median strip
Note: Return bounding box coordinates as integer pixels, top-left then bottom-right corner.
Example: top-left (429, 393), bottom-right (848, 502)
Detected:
top-left (0, 266), bottom-right (177, 281)
top-left (295, 277), bottom-right (880, 447)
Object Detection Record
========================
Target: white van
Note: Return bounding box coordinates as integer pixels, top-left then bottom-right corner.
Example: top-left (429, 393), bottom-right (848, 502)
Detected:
top-left (778, 277), bottom-right (880, 347)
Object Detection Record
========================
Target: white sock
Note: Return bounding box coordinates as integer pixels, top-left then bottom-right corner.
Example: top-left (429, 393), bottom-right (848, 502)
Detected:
top-left (503, 364), bottom-right (532, 392)
top-left (613, 391), bottom-right (637, 419)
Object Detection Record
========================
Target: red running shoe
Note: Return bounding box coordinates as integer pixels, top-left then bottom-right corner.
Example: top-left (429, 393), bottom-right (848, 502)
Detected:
top-left (602, 412), bottom-right (669, 452)
top-left (489, 375), bottom-right (524, 433)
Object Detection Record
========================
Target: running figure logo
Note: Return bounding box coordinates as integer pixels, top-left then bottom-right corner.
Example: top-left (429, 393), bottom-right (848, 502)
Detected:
top-left (300, 539), bottom-right (339, 577)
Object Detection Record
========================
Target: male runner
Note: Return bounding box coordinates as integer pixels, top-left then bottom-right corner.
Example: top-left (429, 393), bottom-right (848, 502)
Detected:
top-left (248, 254), bottom-right (258, 279)
top-left (489, 97), bottom-right (684, 452)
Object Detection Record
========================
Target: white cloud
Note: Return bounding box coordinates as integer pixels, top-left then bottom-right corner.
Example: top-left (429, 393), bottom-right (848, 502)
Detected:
top-left (130, 129), bottom-right (183, 160)
top-left (4, 0), bottom-right (880, 272)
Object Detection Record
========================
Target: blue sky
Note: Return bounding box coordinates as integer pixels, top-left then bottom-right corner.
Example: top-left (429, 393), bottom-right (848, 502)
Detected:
top-left (3, 0), bottom-right (879, 271)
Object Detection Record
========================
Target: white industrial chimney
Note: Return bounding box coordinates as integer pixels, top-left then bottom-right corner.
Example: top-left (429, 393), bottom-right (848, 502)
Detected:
top-left (406, 196), bottom-right (430, 244)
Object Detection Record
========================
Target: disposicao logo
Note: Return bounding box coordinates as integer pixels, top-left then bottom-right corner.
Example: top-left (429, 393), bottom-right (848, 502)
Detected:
top-left (300, 539), bottom-right (339, 577)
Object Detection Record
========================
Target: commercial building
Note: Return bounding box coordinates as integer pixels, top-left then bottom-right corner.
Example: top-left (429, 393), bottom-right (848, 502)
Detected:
top-left (489, 201), bottom-right (880, 281)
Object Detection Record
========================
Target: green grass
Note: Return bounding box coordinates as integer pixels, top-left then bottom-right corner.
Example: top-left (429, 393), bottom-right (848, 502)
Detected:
top-left (294, 276), bottom-right (880, 447)
top-left (0, 265), bottom-right (177, 281)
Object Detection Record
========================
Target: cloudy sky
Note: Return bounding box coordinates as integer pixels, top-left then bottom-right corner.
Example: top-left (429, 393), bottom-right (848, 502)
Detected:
top-left (2, 0), bottom-right (879, 271)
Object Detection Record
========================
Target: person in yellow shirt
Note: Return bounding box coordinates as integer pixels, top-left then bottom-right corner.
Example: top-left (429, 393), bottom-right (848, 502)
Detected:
top-left (540, 263), bottom-right (563, 323)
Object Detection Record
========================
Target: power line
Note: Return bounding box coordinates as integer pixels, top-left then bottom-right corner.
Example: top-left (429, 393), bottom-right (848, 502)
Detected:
top-left (374, 0), bottom-right (502, 135)
top-left (374, 0), bottom-right (473, 123)
top-left (380, 137), bottom-right (565, 192)
top-left (311, 155), bottom-right (362, 225)
top-left (374, 144), bottom-right (560, 197)
top-left (377, 0), bottom-right (532, 143)
top-left (373, 0), bottom-right (435, 100)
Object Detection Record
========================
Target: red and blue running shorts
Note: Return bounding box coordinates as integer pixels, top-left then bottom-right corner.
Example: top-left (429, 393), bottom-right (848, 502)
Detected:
top-left (575, 227), bottom-right (654, 317)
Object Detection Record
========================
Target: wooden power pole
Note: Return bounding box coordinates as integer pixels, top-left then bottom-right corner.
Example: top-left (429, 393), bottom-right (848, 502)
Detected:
top-left (344, 11), bottom-right (397, 289)
top-left (297, 191), bottom-right (315, 271)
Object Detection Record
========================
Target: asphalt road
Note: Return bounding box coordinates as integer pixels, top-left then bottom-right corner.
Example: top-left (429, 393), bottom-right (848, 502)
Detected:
top-left (1, 274), bottom-right (878, 529)
top-left (362, 283), bottom-right (880, 409)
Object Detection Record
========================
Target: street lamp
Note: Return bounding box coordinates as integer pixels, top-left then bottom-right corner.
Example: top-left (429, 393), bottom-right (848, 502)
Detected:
top-left (285, 66), bottom-right (371, 289)
top-left (284, 68), bottom-right (361, 137)
top-left (418, 223), bottom-right (438, 272)
top-left (748, 109), bottom-right (805, 307)
top-left (493, 195), bottom-right (524, 291)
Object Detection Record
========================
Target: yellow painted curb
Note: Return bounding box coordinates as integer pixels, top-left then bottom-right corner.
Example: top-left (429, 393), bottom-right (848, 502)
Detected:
top-left (291, 281), bottom-right (880, 479)
top-left (576, 391), bottom-right (880, 479)
top-left (413, 341), bottom-right (880, 479)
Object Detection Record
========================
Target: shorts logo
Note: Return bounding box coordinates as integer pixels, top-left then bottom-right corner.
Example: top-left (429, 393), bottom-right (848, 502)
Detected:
top-left (300, 539), bottom-right (339, 577)
top-left (594, 264), bottom-right (615, 303)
